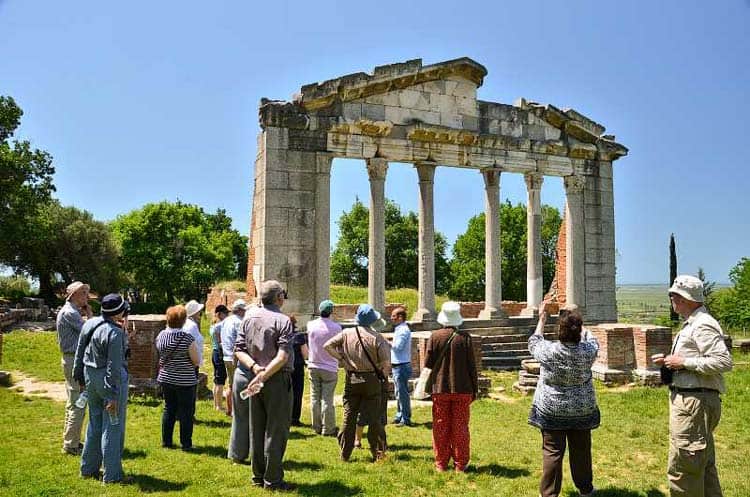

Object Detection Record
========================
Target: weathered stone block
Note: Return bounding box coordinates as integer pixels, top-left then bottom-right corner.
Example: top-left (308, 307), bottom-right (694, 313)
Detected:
top-left (288, 172), bottom-right (316, 191)
top-left (266, 190), bottom-right (315, 209)
top-left (265, 127), bottom-right (289, 150)
top-left (288, 130), bottom-right (327, 152)
top-left (500, 120), bottom-right (524, 138)
top-left (342, 102), bottom-right (362, 121)
top-left (361, 103), bottom-right (386, 121)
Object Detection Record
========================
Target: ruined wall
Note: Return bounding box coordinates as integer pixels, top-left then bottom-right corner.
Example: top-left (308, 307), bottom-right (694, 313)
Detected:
top-left (126, 315), bottom-right (165, 380)
top-left (589, 323), bottom-right (672, 384)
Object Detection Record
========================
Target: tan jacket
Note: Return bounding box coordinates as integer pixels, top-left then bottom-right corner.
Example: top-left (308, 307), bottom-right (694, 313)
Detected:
top-left (672, 306), bottom-right (732, 393)
top-left (323, 326), bottom-right (391, 375)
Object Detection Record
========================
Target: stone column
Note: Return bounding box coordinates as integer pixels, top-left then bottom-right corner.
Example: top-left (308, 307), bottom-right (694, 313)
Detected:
top-left (479, 169), bottom-right (506, 320)
top-left (367, 158), bottom-right (388, 314)
top-left (414, 162), bottom-right (437, 322)
top-left (522, 173), bottom-right (544, 316)
top-left (314, 154), bottom-right (333, 307)
top-left (564, 175), bottom-right (586, 311)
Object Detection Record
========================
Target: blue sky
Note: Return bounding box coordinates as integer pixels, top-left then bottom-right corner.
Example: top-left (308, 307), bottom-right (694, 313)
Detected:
top-left (1, 1), bottom-right (748, 284)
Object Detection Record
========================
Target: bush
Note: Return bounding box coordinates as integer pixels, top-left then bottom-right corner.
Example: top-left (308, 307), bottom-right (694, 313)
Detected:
top-left (0, 275), bottom-right (32, 301)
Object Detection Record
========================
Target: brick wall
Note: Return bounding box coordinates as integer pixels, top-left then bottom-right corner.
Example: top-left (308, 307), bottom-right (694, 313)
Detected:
top-left (589, 323), bottom-right (672, 382)
top-left (127, 315), bottom-right (166, 380)
top-left (545, 215), bottom-right (567, 305)
top-left (633, 325), bottom-right (673, 370)
top-left (205, 287), bottom-right (249, 317)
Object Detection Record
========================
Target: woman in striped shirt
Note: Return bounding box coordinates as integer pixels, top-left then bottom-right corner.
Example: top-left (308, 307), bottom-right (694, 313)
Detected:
top-left (156, 305), bottom-right (200, 451)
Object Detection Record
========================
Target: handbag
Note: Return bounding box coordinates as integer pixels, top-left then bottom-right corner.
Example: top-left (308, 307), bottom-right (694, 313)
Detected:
top-left (412, 331), bottom-right (457, 400)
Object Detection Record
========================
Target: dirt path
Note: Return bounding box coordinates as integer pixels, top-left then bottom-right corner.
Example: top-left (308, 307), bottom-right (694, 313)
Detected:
top-left (5, 371), bottom-right (67, 402)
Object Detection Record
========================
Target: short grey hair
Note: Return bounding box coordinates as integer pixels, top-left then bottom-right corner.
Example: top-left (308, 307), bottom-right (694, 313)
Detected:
top-left (260, 280), bottom-right (284, 306)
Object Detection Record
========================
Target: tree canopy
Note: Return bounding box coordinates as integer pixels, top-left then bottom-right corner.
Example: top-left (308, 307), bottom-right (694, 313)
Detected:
top-left (449, 201), bottom-right (562, 301)
top-left (111, 201), bottom-right (247, 305)
top-left (0, 96), bottom-right (56, 270)
top-left (712, 257), bottom-right (750, 330)
top-left (330, 198), bottom-right (452, 294)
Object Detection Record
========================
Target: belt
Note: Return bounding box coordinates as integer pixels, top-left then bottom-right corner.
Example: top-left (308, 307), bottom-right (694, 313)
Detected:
top-left (391, 362), bottom-right (409, 367)
top-left (669, 386), bottom-right (718, 394)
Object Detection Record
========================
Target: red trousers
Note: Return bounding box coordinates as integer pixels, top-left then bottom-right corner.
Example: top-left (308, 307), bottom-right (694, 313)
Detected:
top-left (431, 393), bottom-right (472, 471)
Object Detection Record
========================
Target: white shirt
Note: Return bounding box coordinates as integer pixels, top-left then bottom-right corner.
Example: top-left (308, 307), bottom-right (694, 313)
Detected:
top-left (183, 318), bottom-right (204, 366)
top-left (221, 313), bottom-right (243, 362)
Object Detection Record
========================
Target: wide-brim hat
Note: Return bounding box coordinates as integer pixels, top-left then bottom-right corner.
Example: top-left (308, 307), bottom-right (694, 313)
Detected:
top-left (669, 275), bottom-right (705, 303)
top-left (356, 304), bottom-right (381, 327)
top-left (65, 281), bottom-right (89, 301)
top-left (437, 301), bottom-right (463, 327)
top-left (101, 294), bottom-right (127, 317)
top-left (185, 300), bottom-right (204, 317)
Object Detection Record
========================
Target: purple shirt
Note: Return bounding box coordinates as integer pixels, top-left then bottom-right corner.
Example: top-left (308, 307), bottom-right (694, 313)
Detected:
top-left (306, 317), bottom-right (342, 373)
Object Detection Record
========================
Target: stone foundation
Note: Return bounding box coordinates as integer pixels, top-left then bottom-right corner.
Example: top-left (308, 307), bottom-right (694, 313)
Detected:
top-left (589, 323), bottom-right (671, 384)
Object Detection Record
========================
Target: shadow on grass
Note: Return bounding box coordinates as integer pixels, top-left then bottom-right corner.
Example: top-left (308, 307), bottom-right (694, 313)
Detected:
top-left (387, 443), bottom-right (431, 451)
top-left (132, 473), bottom-right (188, 493)
top-left (288, 430), bottom-right (314, 440)
top-left (122, 448), bottom-right (147, 459)
top-left (295, 480), bottom-right (361, 496)
top-left (564, 489), bottom-right (665, 497)
top-left (189, 445), bottom-right (228, 458)
top-left (193, 418), bottom-right (231, 428)
top-left (392, 452), bottom-right (415, 461)
top-left (285, 460), bottom-right (324, 471)
top-left (468, 463), bottom-right (530, 478)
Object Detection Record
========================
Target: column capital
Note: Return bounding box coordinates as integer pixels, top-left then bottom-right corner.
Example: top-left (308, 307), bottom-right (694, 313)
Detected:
top-left (481, 168), bottom-right (501, 189)
top-left (366, 158), bottom-right (388, 180)
top-left (524, 172), bottom-right (544, 191)
top-left (564, 174), bottom-right (585, 194)
top-left (415, 162), bottom-right (437, 183)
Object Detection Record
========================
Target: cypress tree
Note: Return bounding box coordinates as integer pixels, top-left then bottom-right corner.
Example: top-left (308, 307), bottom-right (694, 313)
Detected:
top-left (669, 233), bottom-right (678, 322)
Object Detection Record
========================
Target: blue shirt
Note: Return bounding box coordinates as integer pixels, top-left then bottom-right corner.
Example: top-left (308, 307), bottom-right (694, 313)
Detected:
top-left (73, 316), bottom-right (127, 399)
top-left (390, 322), bottom-right (412, 365)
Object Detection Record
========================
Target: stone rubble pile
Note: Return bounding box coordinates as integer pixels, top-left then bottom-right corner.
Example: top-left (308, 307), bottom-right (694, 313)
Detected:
top-left (512, 359), bottom-right (540, 395)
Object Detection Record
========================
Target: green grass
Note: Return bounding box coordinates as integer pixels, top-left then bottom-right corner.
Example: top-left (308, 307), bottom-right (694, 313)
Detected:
top-left (330, 285), bottom-right (450, 315)
top-left (2, 332), bottom-right (750, 496)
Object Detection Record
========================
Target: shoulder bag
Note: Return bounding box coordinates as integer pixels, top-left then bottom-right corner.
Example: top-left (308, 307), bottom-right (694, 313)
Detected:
top-left (412, 330), bottom-right (457, 400)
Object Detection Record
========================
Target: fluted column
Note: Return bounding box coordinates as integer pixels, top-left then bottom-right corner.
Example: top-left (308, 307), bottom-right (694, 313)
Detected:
top-left (367, 158), bottom-right (388, 314)
top-left (522, 173), bottom-right (544, 316)
top-left (479, 169), bottom-right (506, 320)
top-left (413, 162), bottom-right (437, 322)
top-left (314, 154), bottom-right (333, 307)
top-left (564, 175), bottom-right (586, 311)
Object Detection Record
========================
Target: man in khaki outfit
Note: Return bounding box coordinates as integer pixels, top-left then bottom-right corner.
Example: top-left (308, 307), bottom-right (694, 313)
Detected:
top-left (56, 281), bottom-right (93, 454)
top-left (654, 275), bottom-right (732, 497)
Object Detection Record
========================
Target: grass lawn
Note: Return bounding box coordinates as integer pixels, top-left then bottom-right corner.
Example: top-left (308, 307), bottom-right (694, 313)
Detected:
top-left (331, 285), bottom-right (450, 316)
top-left (2, 331), bottom-right (750, 496)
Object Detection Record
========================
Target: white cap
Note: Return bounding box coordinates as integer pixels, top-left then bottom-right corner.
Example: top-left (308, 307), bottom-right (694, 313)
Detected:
top-left (232, 299), bottom-right (247, 311)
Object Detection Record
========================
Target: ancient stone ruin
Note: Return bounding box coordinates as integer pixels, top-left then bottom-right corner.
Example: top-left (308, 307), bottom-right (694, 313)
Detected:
top-left (230, 57), bottom-right (667, 384)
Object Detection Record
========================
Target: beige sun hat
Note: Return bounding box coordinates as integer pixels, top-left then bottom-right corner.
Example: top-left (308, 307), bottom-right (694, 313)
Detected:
top-left (65, 281), bottom-right (89, 301)
top-left (185, 300), bottom-right (205, 317)
top-left (231, 298), bottom-right (247, 311)
top-left (668, 275), bottom-right (705, 303)
top-left (437, 301), bottom-right (463, 327)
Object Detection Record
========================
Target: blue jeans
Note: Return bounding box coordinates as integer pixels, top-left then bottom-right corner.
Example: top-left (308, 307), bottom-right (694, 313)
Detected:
top-left (392, 363), bottom-right (412, 424)
top-left (81, 367), bottom-right (128, 482)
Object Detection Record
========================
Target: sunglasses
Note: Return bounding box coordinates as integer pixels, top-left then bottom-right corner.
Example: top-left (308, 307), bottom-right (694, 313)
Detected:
top-left (281, 289), bottom-right (289, 300)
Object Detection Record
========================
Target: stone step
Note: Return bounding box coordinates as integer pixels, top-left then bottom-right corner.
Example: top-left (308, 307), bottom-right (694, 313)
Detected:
top-left (480, 332), bottom-right (556, 344)
top-left (483, 349), bottom-right (530, 358)
top-left (482, 355), bottom-right (533, 370)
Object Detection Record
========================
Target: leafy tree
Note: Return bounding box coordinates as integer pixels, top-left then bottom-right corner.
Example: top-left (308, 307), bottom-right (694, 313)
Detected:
top-left (448, 201), bottom-right (562, 301)
top-left (10, 200), bottom-right (121, 301)
top-left (713, 257), bottom-right (750, 330)
top-left (330, 198), bottom-right (452, 293)
top-left (111, 201), bottom-right (246, 305)
top-left (0, 96), bottom-right (56, 270)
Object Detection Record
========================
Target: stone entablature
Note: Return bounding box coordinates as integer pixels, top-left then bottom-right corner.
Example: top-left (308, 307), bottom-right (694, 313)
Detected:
top-left (247, 57), bottom-right (627, 325)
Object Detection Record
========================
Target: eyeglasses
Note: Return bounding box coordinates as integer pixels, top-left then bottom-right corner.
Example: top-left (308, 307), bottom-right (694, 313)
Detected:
top-left (281, 290), bottom-right (289, 299)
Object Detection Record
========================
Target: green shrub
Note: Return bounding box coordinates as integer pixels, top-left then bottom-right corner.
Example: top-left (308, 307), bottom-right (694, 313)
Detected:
top-left (0, 275), bottom-right (32, 301)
